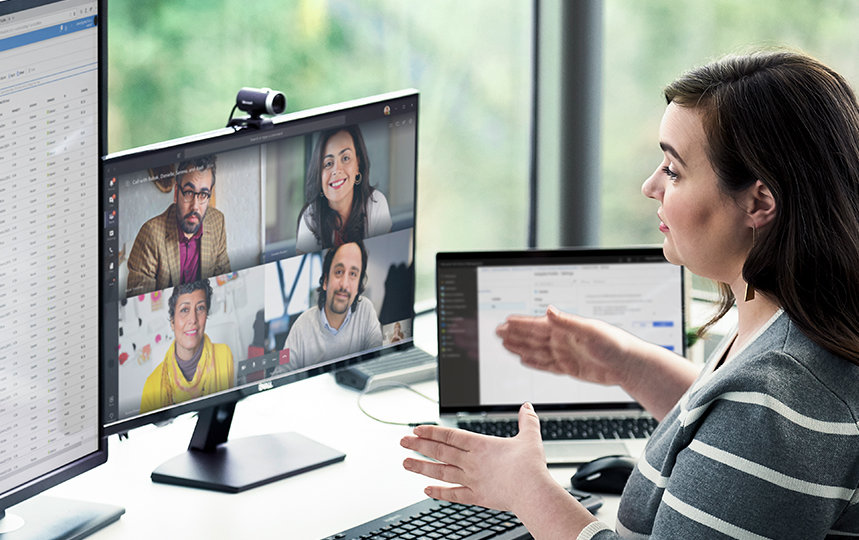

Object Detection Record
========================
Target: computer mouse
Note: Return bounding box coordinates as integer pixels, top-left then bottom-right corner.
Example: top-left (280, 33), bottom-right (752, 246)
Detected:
top-left (570, 454), bottom-right (637, 494)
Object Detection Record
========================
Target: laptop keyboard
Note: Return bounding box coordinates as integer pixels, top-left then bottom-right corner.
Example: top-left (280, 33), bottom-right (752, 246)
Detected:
top-left (323, 488), bottom-right (601, 540)
top-left (458, 416), bottom-right (658, 441)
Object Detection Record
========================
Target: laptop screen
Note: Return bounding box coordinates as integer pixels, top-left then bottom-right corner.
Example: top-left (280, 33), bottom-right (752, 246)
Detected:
top-left (436, 247), bottom-right (685, 414)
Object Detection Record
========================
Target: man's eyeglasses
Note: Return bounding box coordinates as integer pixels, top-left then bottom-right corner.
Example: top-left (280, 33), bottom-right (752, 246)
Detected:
top-left (179, 188), bottom-right (211, 203)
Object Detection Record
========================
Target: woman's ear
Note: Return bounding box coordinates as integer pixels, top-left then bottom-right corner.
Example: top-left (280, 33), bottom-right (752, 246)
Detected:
top-left (743, 180), bottom-right (777, 228)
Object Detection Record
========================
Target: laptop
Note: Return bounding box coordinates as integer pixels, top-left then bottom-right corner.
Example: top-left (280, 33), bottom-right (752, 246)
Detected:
top-left (435, 247), bottom-right (685, 464)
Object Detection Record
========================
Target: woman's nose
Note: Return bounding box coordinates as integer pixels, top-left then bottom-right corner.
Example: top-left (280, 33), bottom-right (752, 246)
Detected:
top-left (641, 171), bottom-right (662, 200)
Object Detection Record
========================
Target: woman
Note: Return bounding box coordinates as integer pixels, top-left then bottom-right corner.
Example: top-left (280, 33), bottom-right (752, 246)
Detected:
top-left (401, 50), bottom-right (859, 539)
top-left (295, 125), bottom-right (392, 254)
top-left (140, 279), bottom-right (234, 414)
top-left (389, 321), bottom-right (405, 343)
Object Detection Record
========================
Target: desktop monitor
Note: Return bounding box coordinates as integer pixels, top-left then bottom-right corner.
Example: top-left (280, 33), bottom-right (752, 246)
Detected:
top-left (0, 0), bottom-right (122, 537)
top-left (101, 90), bottom-right (418, 492)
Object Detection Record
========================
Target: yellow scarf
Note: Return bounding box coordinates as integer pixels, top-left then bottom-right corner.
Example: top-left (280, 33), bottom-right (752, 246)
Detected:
top-left (140, 334), bottom-right (234, 414)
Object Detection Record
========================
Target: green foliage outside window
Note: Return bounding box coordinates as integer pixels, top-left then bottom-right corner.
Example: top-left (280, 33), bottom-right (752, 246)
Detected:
top-left (602, 0), bottom-right (859, 251)
top-left (109, 0), bottom-right (859, 303)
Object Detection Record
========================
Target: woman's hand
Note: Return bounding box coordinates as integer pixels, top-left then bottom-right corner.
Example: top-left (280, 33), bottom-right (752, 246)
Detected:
top-left (400, 403), bottom-right (556, 513)
top-left (496, 305), bottom-right (698, 420)
top-left (496, 305), bottom-right (640, 388)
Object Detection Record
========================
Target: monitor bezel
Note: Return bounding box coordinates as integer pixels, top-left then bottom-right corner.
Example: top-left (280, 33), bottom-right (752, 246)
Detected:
top-left (0, 0), bottom-right (109, 513)
top-left (101, 89), bottom-right (420, 436)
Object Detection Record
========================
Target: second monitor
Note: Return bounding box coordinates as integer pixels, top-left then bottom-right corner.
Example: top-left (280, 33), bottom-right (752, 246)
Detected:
top-left (101, 90), bottom-right (419, 492)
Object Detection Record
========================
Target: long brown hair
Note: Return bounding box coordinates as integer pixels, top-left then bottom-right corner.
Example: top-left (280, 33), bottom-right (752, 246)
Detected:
top-left (665, 49), bottom-right (859, 365)
top-left (298, 125), bottom-right (376, 249)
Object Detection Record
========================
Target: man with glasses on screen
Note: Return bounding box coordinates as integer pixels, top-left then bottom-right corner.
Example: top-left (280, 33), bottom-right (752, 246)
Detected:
top-left (126, 156), bottom-right (231, 297)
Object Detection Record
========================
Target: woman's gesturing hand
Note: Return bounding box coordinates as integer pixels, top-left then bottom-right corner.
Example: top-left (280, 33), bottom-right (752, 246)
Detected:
top-left (400, 402), bottom-right (555, 514)
top-left (496, 305), bottom-right (639, 388)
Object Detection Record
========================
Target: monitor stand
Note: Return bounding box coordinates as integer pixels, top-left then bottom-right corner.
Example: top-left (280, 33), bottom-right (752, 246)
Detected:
top-left (0, 496), bottom-right (124, 539)
top-left (151, 401), bottom-right (345, 493)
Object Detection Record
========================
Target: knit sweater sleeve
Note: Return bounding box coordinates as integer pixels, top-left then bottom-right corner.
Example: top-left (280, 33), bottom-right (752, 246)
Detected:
top-left (590, 338), bottom-right (859, 540)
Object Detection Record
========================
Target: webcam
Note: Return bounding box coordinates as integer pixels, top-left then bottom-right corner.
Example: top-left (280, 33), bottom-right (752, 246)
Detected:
top-left (237, 87), bottom-right (286, 116)
top-left (227, 87), bottom-right (287, 130)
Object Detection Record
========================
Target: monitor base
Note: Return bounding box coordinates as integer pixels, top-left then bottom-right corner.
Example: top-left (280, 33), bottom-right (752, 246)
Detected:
top-left (0, 496), bottom-right (124, 539)
top-left (151, 431), bottom-right (346, 493)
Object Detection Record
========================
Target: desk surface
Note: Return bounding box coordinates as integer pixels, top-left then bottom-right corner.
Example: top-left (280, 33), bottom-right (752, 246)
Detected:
top-left (46, 314), bottom-right (620, 539)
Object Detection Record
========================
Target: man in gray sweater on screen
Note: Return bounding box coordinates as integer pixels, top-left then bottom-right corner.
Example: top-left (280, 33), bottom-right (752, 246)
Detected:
top-left (279, 240), bottom-right (382, 372)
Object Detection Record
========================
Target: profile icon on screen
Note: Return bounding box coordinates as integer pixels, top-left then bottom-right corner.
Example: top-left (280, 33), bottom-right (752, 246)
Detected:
top-left (140, 278), bottom-right (234, 413)
top-left (389, 321), bottom-right (405, 343)
top-left (295, 125), bottom-right (392, 254)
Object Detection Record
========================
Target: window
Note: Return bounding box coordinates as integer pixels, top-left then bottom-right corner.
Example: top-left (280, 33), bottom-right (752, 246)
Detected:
top-left (602, 0), bottom-right (859, 303)
top-left (108, 1), bottom-right (534, 303)
top-left (601, 0), bottom-right (859, 249)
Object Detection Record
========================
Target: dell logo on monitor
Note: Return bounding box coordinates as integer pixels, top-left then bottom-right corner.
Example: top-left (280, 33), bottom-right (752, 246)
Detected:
top-left (257, 381), bottom-right (274, 392)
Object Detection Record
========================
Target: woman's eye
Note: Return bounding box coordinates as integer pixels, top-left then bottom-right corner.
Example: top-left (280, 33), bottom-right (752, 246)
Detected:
top-left (323, 160), bottom-right (333, 169)
top-left (662, 165), bottom-right (679, 181)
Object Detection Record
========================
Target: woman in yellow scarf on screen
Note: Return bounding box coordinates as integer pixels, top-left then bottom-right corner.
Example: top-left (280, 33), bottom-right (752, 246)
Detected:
top-left (140, 278), bottom-right (234, 414)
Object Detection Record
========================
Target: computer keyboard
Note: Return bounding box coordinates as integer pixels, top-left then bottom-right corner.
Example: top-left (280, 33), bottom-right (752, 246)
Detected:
top-left (322, 488), bottom-right (602, 540)
top-left (334, 347), bottom-right (436, 392)
top-left (458, 416), bottom-right (658, 441)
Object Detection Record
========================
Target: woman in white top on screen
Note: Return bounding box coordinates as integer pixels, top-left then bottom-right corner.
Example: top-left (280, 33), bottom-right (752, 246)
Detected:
top-left (295, 125), bottom-right (392, 254)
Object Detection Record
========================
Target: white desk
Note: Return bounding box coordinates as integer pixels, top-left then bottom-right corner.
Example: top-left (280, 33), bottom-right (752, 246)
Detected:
top-left (46, 313), bottom-right (620, 539)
